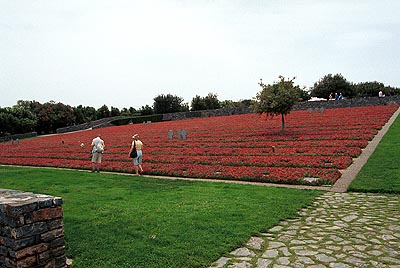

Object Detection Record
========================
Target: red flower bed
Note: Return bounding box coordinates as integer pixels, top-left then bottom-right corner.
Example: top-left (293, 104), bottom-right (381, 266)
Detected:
top-left (0, 105), bottom-right (398, 185)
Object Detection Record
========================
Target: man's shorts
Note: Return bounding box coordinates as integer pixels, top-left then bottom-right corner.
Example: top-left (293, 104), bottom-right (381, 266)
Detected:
top-left (91, 152), bottom-right (102, 163)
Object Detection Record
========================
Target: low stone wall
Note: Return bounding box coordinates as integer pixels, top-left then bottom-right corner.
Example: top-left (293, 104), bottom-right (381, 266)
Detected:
top-left (162, 96), bottom-right (400, 121)
top-left (0, 132), bottom-right (38, 143)
top-left (0, 189), bottom-right (67, 268)
top-left (293, 95), bottom-right (400, 111)
top-left (56, 115), bottom-right (131, 133)
top-left (162, 106), bottom-right (253, 121)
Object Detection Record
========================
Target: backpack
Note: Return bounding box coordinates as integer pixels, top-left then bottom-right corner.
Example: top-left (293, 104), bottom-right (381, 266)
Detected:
top-left (95, 143), bottom-right (104, 153)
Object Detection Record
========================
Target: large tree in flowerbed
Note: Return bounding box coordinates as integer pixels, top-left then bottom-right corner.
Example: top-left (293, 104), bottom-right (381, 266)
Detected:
top-left (253, 76), bottom-right (302, 133)
top-left (0, 105), bottom-right (398, 186)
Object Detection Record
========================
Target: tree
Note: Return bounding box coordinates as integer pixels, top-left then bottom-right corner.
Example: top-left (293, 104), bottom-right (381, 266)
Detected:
top-left (153, 94), bottom-right (187, 114)
top-left (96, 105), bottom-right (110, 119)
top-left (11, 100), bottom-right (38, 121)
top-left (73, 106), bottom-right (85, 124)
top-left (0, 112), bottom-right (18, 136)
top-left (191, 95), bottom-right (207, 111)
top-left (191, 93), bottom-right (221, 111)
top-left (53, 102), bottom-right (75, 130)
top-left (220, 99), bottom-right (253, 108)
top-left (140, 105), bottom-right (154, 115)
top-left (120, 108), bottom-right (130, 116)
top-left (311, 73), bottom-right (354, 99)
top-left (8, 100), bottom-right (39, 133)
top-left (37, 102), bottom-right (56, 134)
top-left (110, 106), bottom-right (121, 117)
top-left (129, 107), bottom-right (138, 115)
top-left (384, 85), bottom-right (399, 96)
top-left (204, 93), bottom-right (220, 110)
top-left (253, 76), bottom-right (301, 133)
top-left (82, 106), bottom-right (97, 122)
top-left (352, 81), bottom-right (396, 97)
top-left (220, 100), bottom-right (236, 108)
top-left (299, 89), bottom-right (311, 101)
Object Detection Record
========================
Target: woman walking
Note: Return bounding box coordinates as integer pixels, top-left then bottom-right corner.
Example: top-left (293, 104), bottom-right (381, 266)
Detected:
top-left (129, 134), bottom-right (144, 175)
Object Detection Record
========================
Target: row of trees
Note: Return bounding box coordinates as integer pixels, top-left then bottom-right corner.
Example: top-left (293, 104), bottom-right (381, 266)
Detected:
top-left (0, 101), bottom-right (138, 135)
top-left (1, 73), bottom-right (398, 136)
top-left (0, 94), bottom-right (250, 136)
top-left (311, 74), bottom-right (399, 99)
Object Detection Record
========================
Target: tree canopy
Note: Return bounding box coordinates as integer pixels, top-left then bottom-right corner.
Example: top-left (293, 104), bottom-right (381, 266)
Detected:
top-left (153, 94), bottom-right (188, 114)
top-left (253, 76), bottom-right (302, 132)
top-left (191, 93), bottom-right (221, 111)
top-left (311, 73), bottom-right (354, 99)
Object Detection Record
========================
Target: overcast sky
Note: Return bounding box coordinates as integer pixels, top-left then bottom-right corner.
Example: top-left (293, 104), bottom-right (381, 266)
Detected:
top-left (1, 0), bottom-right (399, 109)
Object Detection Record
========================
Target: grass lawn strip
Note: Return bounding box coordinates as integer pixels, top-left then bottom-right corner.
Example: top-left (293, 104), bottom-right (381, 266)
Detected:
top-left (0, 166), bottom-right (321, 268)
top-left (348, 108), bottom-right (400, 194)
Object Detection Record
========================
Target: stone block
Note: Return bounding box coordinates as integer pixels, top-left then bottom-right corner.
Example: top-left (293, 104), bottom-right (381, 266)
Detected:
top-left (0, 188), bottom-right (66, 268)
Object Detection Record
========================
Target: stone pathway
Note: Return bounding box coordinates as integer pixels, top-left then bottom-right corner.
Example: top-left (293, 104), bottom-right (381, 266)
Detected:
top-left (209, 192), bottom-right (400, 268)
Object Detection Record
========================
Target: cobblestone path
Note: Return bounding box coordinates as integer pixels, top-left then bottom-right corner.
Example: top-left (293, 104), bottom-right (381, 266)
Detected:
top-left (209, 192), bottom-right (400, 268)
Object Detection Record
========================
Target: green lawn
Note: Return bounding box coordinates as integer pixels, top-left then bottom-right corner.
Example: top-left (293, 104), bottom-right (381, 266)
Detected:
top-left (0, 166), bottom-right (321, 268)
top-left (348, 111), bottom-right (400, 194)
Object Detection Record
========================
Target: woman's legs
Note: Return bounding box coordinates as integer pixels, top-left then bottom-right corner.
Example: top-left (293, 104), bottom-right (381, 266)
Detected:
top-left (138, 164), bottom-right (143, 173)
top-left (134, 165), bottom-right (139, 175)
top-left (133, 151), bottom-right (143, 175)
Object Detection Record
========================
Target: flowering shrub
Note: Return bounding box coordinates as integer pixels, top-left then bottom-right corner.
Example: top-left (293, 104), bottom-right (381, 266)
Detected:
top-left (0, 105), bottom-right (397, 185)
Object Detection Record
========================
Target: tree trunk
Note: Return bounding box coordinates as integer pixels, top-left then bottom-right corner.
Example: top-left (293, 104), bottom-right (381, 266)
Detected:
top-left (281, 113), bottom-right (285, 133)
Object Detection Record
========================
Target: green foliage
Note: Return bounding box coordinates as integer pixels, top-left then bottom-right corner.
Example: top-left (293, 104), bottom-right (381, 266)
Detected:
top-left (219, 99), bottom-right (252, 108)
top-left (34, 101), bottom-right (76, 134)
top-left (299, 89), bottom-right (311, 101)
top-left (204, 93), bottom-right (221, 110)
top-left (11, 100), bottom-right (38, 121)
top-left (191, 95), bottom-right (207, 111)
top-left (139, 105), bottom-right (154, 115)
top-left (352, 81), bottom-right (385, 97)
top-left (220, 100), bottom-right (238, 108)
top-left (153, 94), bottom-right (188, 114)
top-left (74, 105), bottom-right (97, 124)
top-left (0, 101), bottom-right (40, 135)
top-left (110, 106), bottom-right (121, 117)
top-left (0, 166), bottom-right (320, 268)
top-left (120, 107), bottom-right (138, 116)
top-left (96, 104), bottom-right (110, 119)
top-left (253, 76), bottom-right (302, 132)
top-left (311, 73), bottom-right (354, 99)
top-left (351, 81), bottom-right (400, 97)
top-left (0, 112), bottom-right (19, 135)
top-left (348, 114), bottom-right (400, 194)
top-left (191, 93), bottom-right (221, 111)
top-left (384, 86), bottom-right (399, 96)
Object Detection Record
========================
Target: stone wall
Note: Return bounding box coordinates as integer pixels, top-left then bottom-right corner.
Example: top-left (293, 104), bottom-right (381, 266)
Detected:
top-left (0, 132), bottom-right (38, 143)
top-left (56, 115), bottom-right (131, 133)
top-left (0, 189), bottom-right (67, 268)
top-left (162, 106), bottom-right (253, 121)
top-left (162, 96), bottom-right (400, 121)
top-left (293, 95), bottom-right (400, 111)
